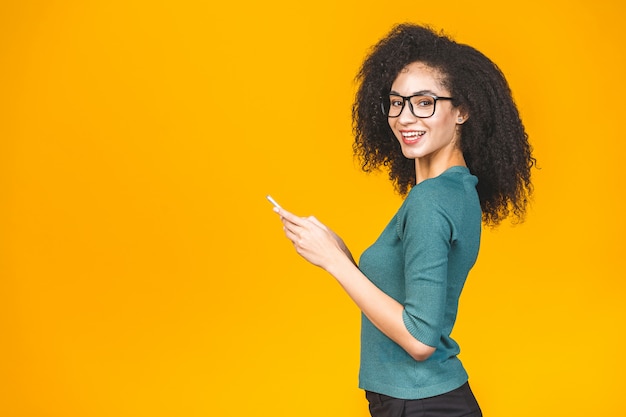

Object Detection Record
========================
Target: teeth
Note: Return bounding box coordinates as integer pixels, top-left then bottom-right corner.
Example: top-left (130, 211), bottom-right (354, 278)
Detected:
top-left (402, 131), bottom-right (425, 137)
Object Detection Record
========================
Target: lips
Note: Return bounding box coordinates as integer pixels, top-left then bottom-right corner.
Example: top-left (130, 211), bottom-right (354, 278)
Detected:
top-left (400, 130), bottom-right (425, 144)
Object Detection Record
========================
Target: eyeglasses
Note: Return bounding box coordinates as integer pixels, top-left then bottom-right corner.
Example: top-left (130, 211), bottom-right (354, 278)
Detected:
top-left (381, 93), bottom-right (453, 118)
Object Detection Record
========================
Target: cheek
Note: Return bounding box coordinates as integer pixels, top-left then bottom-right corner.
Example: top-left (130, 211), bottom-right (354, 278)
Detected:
top-left (388, 119), bottom-right (399, 134)
top-left (432, 116), bottom-right (457, 135)
top-left (389, 123), bottom-right (402, 141)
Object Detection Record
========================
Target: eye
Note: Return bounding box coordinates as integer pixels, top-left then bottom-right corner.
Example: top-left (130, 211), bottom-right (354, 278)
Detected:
top-left (414, 96), bottom-right (435, 107)
top-left (389, 97), bottom-right (404, 107)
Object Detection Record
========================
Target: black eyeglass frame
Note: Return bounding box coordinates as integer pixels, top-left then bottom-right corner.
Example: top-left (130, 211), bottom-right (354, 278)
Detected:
top-left (381, 93), bottom-right (454, 118)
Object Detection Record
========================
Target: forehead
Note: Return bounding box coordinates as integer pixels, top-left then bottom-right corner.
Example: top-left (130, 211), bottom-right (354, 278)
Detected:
top-left (391, 62), bottom-right (447, 93)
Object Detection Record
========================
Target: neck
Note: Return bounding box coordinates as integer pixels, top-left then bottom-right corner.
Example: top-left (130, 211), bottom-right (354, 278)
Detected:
top-left (415, 149), bottom-right (467, 184)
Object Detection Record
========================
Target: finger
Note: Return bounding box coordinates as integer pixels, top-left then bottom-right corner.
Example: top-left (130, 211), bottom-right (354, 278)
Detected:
top-left (275, 207), bottom-right (309, 228)
top-left (307, 216), bottom-right (327, 230)
top-left (282, 227), bottom-right (298, 243)
top-left (281, 220), bottom-right (301, 237)
top-left (283, 226), bottom-right (307, 251)
top-left (279, 214), bottom-right (306, 237)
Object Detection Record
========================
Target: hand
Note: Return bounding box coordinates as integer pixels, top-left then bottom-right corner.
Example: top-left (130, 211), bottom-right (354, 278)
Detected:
top-left (274, 207), bottom-right (351, 270)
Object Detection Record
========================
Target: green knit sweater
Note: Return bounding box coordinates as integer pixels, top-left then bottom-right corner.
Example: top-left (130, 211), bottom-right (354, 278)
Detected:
top-left (358, 166), bottom-right (481, 399)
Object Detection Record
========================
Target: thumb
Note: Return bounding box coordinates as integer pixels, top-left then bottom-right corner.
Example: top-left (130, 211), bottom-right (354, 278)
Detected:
top-left (307, 216), bottom-right (327, 230)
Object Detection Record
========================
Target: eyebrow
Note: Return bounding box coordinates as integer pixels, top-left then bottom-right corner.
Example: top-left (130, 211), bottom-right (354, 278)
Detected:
top-left (389, 89), bottom-right (438, 96)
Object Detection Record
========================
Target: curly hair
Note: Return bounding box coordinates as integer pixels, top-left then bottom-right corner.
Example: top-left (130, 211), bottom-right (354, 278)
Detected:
top-left (352, 23), bottom-right (535, 226)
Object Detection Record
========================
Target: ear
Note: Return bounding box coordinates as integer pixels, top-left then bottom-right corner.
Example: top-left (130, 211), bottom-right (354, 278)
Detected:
top-left (456, 108), bottom-right (469, 125)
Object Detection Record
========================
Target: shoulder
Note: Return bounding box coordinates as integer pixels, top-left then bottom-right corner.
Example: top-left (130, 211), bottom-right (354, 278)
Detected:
top-left (396, 167), bottom-right (479, 235)
top-left (403, 167), bottom-right (477, 210)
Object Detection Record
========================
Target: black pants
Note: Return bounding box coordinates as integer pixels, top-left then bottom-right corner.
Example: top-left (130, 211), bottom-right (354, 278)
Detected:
top-left (366, 382), bottom-right (482, 417)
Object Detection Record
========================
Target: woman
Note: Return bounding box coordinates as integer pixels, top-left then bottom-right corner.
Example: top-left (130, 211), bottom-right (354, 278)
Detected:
top-left (273, 23), bottom-right (534, 417)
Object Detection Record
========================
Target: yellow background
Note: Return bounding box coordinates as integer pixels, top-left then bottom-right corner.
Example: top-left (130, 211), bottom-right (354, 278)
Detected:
top-left (1, 1), bottom-right (625, 416)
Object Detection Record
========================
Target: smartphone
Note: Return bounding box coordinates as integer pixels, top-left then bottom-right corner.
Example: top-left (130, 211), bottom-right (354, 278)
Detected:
top-left (265, 195), bottom-right (282, 209)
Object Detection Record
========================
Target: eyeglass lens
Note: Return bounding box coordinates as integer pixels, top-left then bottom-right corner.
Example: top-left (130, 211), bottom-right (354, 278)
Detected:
top-left (386, 95), bottom-right (437, 118)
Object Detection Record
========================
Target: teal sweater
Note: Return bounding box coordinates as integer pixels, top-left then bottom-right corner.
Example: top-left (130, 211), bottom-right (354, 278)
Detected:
top-left (358, 166), bottom-right (481, 400)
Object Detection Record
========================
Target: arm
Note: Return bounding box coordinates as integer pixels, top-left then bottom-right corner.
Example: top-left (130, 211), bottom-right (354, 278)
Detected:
top-left (275, 207), bottom-right (435, 361)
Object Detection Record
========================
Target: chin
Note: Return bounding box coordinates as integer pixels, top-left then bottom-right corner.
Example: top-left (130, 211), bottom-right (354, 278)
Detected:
top-left (400, 148), bottom-right (422, 160)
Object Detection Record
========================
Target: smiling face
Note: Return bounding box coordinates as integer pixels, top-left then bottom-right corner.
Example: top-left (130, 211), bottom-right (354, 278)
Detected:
top-left (388, 62), bottom-right (467, 177)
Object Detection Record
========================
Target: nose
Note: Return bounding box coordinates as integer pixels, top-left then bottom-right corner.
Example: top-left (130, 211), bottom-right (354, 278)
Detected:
top-left (397, 99), bottom-right (417, 124)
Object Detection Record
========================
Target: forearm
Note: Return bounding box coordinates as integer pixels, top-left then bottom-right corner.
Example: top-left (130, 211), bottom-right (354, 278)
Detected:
top-left (274, 207), bottom-right (431, 358)
top-left (325, 255), bottom-right (436, 361)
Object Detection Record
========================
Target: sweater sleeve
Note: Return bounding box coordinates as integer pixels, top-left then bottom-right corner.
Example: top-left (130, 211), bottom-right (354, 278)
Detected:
top-left (397, 187), bottom-right (453, 348)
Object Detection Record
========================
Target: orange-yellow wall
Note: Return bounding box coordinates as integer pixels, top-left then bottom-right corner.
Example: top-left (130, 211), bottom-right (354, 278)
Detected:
top-left (1, 1), bottom-right (625, 416)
